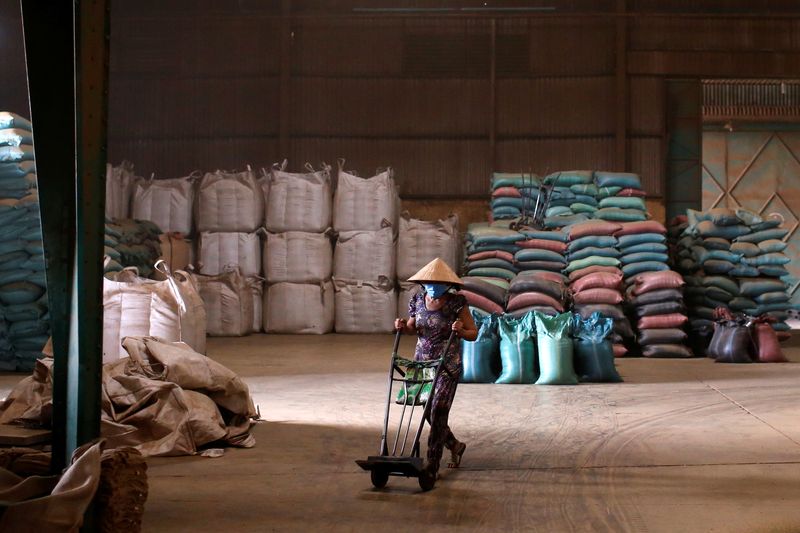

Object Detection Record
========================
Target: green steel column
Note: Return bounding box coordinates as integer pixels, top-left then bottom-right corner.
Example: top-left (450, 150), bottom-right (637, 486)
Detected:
top-left (20, 0), bottom-right (77, 472)
top-left (70, 0), bottom-right (109, 461)
top-left (20, 0), bottom-right (109, 472)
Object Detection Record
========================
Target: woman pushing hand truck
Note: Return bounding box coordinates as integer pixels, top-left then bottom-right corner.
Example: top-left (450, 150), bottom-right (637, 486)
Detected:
top-left (394, 258), bottom-right (478, 479)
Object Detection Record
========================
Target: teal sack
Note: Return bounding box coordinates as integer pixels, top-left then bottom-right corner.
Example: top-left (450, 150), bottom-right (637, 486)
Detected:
top-left (467, 267), bottom-right (516, 281)
top-left (543, 214), bottom-right (589, 228)
top-left (759, 265), bottom-right (789, 277)
top-left (569, 246), bottom-right (620, 262)
top-left (467, 258), bottom-right (518, 272)
top-left (618, 233), bottom-right (665, 248)
top-left (758, 239), bottom-right (787, 253)
top-left (564, 255), bottom-right (620, 274)
top-left (620, 252), bottom-right (669, 265)
top-left (734, 228), bottom-right (789, 243)
top-left (739, 279), bottom-right (786, 297)
top-left (619, 242), bottom-right (667, 255)
top-left (534, 312), bottom-right (577, 385)
top-left (568, 235), bottom-right (617, 253)
top-left (742, 253), bottom-right (790, 267)
top-left (599, 196), bottom-right (646, 210)
top-left (461, 312), bottom-right (501, 383)
top-left (574, 195), bottom-right (598, 206)
top-left (519, 229), bottom-right (568, 242)
top-left (496, 313), bottom-right (537, 384)
top-left (596, 186), bottom-right (623, 199)
top-left (596, 208), bottom-right (647, 222)
top-left (545, 206), bottom-right (573, 217)
top-left (571, 312), bottom-right (621, 383)
top-left (594, 172), bottom-right (642, 189)
top-left (621, 261), bottom-right (669, 278)
top-left (570, 183), bottom-right (598, 196)
top-left (515, 249), bottom-right (566, 263)
top-left (544, 171), bottom-right (593, 186)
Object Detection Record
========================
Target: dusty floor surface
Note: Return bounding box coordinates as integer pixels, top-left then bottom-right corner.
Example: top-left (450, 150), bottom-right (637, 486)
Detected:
top-left (3, 334), bottom-right (800, 532)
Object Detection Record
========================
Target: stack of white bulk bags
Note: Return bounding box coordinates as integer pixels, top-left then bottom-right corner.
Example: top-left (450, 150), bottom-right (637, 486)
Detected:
top-left (332, 162), bottom-right (399, 332)
top-left (396, 213), bottom-right (459, 319)
top-left (130, 174), bottom-right (195, 235)
top-left (194, 168), bottom-right (265, 333)
top-left (105, 161), bottom-right (137, 221)
top-left (263, 162), bottom-right (334, 333)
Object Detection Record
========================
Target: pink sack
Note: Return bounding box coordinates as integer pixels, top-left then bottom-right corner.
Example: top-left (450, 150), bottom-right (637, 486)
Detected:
top-left (754, 322), bottom-right (788, 363)
top-left (467, 250), bottom-right (515, 263)
top-left (516, 239), bottom-right (567, 254)
top-left (632, 270), bottom-right (685, 295)
top-left (461, 290), bottom-right (505, 315)
top-left (637, 313), bottom-right (688, 330)
top-left (519, 270), bottom-right (566, 284)
top-left (572, 288), bottom-right (623, 305)
top-left (492, 187), bottom-right (522, 198)
top-left (568, 220), bottom-right (623, 240)
top-left (613, 344), bottom-right (628, 358)
top-left (570, 272), bottom-right (623, 293)
top-left (507, 292), bottom-right (564, 312)
top-left (614, 220), bottom-right (667, 236)
top-left (616, 188), bottom-right (647, 198)
top-left (568, 265), bottom-right (624, 282)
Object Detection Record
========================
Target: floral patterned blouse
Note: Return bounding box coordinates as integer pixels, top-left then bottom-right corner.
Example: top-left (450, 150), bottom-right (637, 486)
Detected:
top-left (408, 291), bottom-right (466, 375)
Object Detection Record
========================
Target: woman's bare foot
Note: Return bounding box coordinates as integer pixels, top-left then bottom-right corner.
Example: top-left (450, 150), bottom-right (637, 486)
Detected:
top-left (447, 441), bottom-right (466, 468)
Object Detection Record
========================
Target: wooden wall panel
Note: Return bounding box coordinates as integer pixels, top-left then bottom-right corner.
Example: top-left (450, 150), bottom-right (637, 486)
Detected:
top-left (630, 137), bottom-right (664, 196)
top-left (496, 138), bottom-right (615, 175)
top-left (629, 77), bottom-right (664, 136)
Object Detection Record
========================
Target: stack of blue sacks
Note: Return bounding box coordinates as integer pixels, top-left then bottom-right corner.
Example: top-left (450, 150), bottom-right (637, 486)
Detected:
top-left (0, 112), bottom-right (49, 371)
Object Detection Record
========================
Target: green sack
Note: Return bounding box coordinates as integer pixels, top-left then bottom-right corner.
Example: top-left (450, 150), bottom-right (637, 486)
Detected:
top-left (598, 196), bottom-right (646, 210)
top-left (496, 313), bottom-right (537, 384)
top-left (572, 312), bottom-right (622, 383)
top-left (534, 311), bottom-right (578, 385)
top-left (564, 255), bottom-right (620, 274)
top-left (396, 365), bottom-right (435, 406)
top-left (461, 312), bottom-right (501, 384)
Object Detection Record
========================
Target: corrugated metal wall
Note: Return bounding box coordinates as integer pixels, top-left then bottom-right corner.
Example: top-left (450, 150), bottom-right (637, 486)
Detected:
top-left (2, 0), bottom-right (799, 199)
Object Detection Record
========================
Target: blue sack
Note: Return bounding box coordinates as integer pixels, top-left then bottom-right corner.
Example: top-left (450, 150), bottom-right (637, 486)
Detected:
top-left (496, 313), bottom-right (537, 384)
top-left (571, 312), bottom-right (622, 383)
top-left (461, 312), bottom-right (501, 384)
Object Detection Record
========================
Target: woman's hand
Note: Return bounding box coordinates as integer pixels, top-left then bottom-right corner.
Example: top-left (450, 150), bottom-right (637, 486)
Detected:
top-left (451, 320), bottom-right (464, 336)
top-left (394, 318), bottom-right (406, 331)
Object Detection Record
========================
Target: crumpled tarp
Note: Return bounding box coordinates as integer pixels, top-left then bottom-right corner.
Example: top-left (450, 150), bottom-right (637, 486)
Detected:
top-left (0, 336), bottom-right (257, 457)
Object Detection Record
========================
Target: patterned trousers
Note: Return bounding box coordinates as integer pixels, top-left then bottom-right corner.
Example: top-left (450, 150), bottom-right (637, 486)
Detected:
top-left (425, 369), bottom-right (459, 474)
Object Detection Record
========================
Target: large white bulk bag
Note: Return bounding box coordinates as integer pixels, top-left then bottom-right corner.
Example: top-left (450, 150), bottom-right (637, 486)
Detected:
top-left (264, 231), bottom-right (332, 284)
top-left (248, 278), bottom-right (264, 333)
top-left (333, 227), bottom-right (395, 281)
top-left (131, 175), bottom-right (194, 234)
top-left (102, 263), bottom-right (205, 362)
top-left (333, 279), bottom-right (397, 333)
top-left (333, 164), bottom-right (398, 232)
top-left (170, 268), bottom-right (207, 355)
top-left (196, 168), bottom-right (264, 232)
top-left (396, 213), bottom-right (459, 280)
top-left (265, 162), bottom-right (331, 233)
top-left (195, 269), bottom-right (253, 337)
top-left (397, 281), bottom-right (420, 321)
top-left (198, 231), bottom-right (261, 277)
top-left (264, 281), bottom-right (334, 334)
top-left (105, 161), bottom-right (136, 220)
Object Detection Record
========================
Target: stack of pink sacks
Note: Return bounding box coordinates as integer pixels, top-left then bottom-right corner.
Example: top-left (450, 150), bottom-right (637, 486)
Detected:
top-left (626, 270), bottom-right (692, 357)
top-left (564, 220), bottom-right (632, 357)
top-left (512, 229), bottom-right (568, 275)
top-left (506, 270), bottom-right (567, 318)
top-left (459, 276), bottom-right (507, 318)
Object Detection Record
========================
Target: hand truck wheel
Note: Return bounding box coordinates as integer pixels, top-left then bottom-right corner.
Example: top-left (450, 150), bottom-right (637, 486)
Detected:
top-left (370, 469), bottom-right (389, 489)
top-left (418, 469), bottom-right (436, 492)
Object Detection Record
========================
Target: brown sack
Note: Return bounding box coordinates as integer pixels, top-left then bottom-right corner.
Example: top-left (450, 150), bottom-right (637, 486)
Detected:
top-left (754, 322), bottom-right (788, 363)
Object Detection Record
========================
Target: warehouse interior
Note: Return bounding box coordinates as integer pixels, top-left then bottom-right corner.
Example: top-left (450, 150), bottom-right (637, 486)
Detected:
top-left (0, 1), bottom-right (800, 532)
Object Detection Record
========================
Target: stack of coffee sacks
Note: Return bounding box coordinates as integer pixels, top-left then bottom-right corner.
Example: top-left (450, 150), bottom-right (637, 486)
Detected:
top-left (592, 172), bottom-right (648, 224)
top-left (675, 207), bottom-right (793, 347)
top-left (505, 229), bottom-right (568, 318)
top-left (540, 171), bottom-right (593, 229)
top-left (490, 173), bottom-right (534, 222)
top-left (626, 270), bottom-right (691, 357)
top-left (564, 220), bottom-right (631, 357)
top-left (332, 164), bottom-right (398, 333)
top-left (264, 162), bottom-right (334, 334)
top-left (0, 113), bottom-right (51, 371)
top-left (104, 218), bottom-right (163, 278)
top-left (396, 213), bottom-right (459, 320)
top-left (463, 224), bottom-right (523, 284)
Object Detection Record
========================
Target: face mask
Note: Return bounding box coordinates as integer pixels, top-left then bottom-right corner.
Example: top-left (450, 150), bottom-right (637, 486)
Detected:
top-left (423, 283), bottom-right (449, 299)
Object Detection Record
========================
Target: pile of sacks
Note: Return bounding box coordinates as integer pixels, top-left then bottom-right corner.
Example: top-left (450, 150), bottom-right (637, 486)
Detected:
top-left (673, 207), bottom-right (794, 351)
top-left (332, 163), bottom-right (399, 333)
top-left (396, 213), bottom-right (459, 320)
top-left (591, 172), bottom-right (648, 223)
top-left (490, 173), bottom-right (531, 221)
top-left (130, 172), bottom-right (195, 236)
top-left (460, 310), bottom-right (621, 385)
top-left (195, 168), bottom-right (264, 335)
top-left (103, 218), bottom-right (163, 277)
top-left (0, 112), bottom-right (49, 371)
top-left (706, 308), bottom-right (788, 363)
top-left (463, 224), bottom-right (523, 282)
top-left (564, 220), bottom-right (630, 357)
top-left (264, 162), bottom-right (334, 334)
top-left (105, 160), bottom-right (137, 220)
top-left (539, 171), bottom-right (594, 229)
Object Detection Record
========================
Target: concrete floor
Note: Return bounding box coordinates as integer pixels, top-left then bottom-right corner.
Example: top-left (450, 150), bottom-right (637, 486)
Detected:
top-left (4, 335), bottom-right (800, 532)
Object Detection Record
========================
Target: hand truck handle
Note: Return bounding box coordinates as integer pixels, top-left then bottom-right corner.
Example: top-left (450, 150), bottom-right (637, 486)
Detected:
top-left (391, 329), bottom-right (402, 357)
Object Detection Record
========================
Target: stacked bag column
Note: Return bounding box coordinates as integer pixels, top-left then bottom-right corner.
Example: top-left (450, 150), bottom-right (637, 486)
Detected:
top-left (264, 162), bottom-right (334, 334)
top-left (332, 163), bottom-right (399, 333)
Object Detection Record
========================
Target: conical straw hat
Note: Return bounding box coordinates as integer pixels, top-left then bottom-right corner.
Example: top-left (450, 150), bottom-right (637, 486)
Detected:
top-left (408, 258), bottom-right (463, 286)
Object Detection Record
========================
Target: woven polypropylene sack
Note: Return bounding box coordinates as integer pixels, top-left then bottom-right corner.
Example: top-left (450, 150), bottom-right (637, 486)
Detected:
top-left (198, 231), bottom-right (261, 277)
top-left (266, 164), bottom-right (332, 233)
top-left (334, 167), bottom-right (398, 232)
top-left (264, 281), bottom-right (334, 334)
top-left (105, 161), bottom-right (136, 220)
top-left (534, 312), bottom-right (578, 385)
top-left (396, 214), bottom-right (458, 279)
top-left (334, 227), bottom-right (395, 281)
top-left (131, 176), bottom-right (194, 234)
top-left (264, 231), bottom-right (332, 283)
top-left (333, 279), bottom-right (396, 333)
top-left (196, 169), bottom-right (264, 232)
top-left (496, 313), bottom-right (536, 384)
top-left (461, 312), bottom-right (500, 383)
top-left (196, 269), bottom-right (254, 337)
